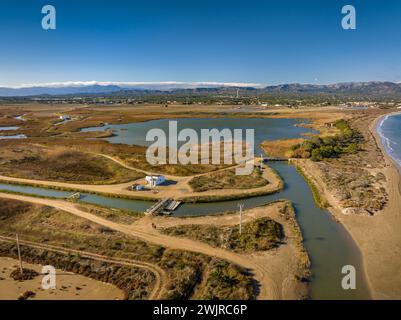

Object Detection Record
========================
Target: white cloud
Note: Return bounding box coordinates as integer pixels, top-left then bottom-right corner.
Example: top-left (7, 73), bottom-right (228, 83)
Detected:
top-left (9, 81), bottom-right (263, 89)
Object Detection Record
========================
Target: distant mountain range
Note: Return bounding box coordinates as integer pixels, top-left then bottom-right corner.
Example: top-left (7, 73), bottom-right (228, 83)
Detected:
top-left (0, 82), bottom-right (260, 97)
top-left (262, 81), bottom-right (401, 95)
top-left (1, 81), bottom-right (401, 97)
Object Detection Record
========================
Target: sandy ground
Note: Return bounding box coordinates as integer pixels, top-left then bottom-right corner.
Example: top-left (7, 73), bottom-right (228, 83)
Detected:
top-left (0, 192), bottom-right (308, 300)
top-left (0, 257), bottom-right (123, 300)
top-left (0, 234), bottom-right (166, 300)
top-left (296, 113), bottom-right (401, 299)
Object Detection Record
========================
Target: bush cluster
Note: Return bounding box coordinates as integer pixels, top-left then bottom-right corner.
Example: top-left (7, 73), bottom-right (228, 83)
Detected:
top-left (291, 120), bottom-right (362, 161)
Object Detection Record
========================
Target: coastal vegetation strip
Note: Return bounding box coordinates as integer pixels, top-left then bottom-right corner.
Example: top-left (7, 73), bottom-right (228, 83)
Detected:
top-left (291, 119), bottom-right (362, 161)
top-left (278, 202), bottom-right (311, 282)
top-left (292, 161), bottom-right (329, 209)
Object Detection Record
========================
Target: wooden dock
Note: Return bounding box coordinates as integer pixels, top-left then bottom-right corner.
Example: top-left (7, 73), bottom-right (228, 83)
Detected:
top-left (165, 200), bottom-right (182, 211)
top-left (262, 157), bottom-right (288, 163)
top-left (67, 192), bottom-right (81, 200)
top-left (144, 199), bottom-right (182, 215)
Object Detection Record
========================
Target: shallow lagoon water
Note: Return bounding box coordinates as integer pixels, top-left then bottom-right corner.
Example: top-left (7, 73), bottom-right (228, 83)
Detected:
top-left (81, 117), bottom-right (317, 154)
top-left (0, 134), bottom-right (27, 140)
top-left (0, 126), bottom-right (19, 131)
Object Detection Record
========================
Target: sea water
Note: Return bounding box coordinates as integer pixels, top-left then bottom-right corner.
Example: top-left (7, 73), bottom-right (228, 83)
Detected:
top-left (377, 113), bottom-right (401, 169)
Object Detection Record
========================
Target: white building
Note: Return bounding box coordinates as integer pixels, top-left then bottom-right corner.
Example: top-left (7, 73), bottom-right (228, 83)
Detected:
top-left (145, 175), bottom-right (166, 187)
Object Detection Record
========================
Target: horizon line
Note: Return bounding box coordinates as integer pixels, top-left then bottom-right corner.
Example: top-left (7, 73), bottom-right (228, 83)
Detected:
top-left (1, 80), bottom-right (400, 89)
top-left (0, 81), bottom-right (264, 89)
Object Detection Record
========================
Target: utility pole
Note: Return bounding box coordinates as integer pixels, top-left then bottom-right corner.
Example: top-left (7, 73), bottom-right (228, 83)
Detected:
top-left (16, 234), bottom-right (23, 275)
top-left (238, 203), bottom-right (244, 235)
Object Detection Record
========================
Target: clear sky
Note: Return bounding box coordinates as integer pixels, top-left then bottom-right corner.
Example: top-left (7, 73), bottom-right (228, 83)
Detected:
top-left (1, 0), bottom-right (401, 86)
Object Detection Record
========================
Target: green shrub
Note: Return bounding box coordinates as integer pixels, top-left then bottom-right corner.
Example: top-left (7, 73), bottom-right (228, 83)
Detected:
top-left (291, 119), bottom-right (362, 161)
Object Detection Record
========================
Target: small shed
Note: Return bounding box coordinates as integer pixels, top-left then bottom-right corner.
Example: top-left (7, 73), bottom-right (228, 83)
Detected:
top-left (145, 175), bottom-right (166, 187)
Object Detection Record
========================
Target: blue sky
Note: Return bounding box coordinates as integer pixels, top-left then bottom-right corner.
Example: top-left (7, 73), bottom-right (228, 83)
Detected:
top-left (1, 0), bottom-right (401, 86)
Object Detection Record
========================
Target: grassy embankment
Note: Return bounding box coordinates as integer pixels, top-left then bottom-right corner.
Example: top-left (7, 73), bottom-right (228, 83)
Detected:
top-left (278, 202), bottom-right (311, 282)
top-left (189, 168), bottom-right (268, 192)
top-left (293, 164), bottom-right (329, 209)
top-left (184, 165), bottom-right (284, 202)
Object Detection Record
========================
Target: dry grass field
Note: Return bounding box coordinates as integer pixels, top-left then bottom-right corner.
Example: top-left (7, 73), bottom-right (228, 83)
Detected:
top-left (0, 143), bottom-right (144, 184)
top-left (162, 217), bottom-right (284, 253)
top-left (189, 168), bottom-right (268, 192)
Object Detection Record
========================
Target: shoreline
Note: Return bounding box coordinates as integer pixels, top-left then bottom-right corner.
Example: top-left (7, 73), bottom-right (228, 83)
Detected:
top-left (372, 111), bottom-right (401, 202)
top-left (376, 111), bottom-right (401, 172)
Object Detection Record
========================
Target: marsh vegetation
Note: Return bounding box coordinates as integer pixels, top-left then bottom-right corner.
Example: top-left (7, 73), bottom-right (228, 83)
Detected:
top-left (0, 144), bottom-right (144, 184)
top-left (161, 217), bottom-right (284, 253)
top-left (189, 168), bottom-right (268, 192)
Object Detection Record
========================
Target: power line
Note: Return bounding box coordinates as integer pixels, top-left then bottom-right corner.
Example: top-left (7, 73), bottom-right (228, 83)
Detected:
top-left (238, 203), bottom-right (244, 235)
top-left (16, 234), bottom-right (23, 275)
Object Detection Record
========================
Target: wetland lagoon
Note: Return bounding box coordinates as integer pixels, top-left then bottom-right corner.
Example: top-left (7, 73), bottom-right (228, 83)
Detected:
top-left (1, 117), bottom-right (370, 299)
